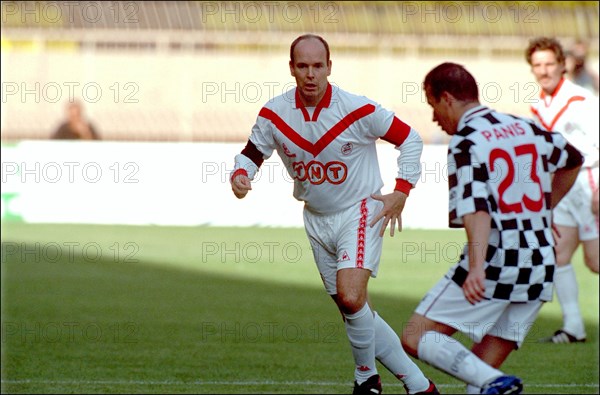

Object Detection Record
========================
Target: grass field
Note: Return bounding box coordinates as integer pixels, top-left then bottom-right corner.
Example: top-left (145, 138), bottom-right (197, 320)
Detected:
top-left (1, 223), bottom-right (598, 394)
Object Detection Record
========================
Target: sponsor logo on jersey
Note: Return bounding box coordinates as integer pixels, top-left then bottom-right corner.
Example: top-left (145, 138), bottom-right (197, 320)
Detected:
top-left (341, 142), bottom-right (353, 155)
top-left (292, 160), bottom-right (348, 185)
top-left (339, 250), bottom-right (351, 262)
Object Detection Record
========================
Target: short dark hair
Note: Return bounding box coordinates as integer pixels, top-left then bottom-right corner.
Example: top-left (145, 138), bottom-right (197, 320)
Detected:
top-left (290, 34), bottom-right (330, 64)
top-left (423, 62), bottom-right (479, 102)
top-left (525, 37), bottom-right (565, 65)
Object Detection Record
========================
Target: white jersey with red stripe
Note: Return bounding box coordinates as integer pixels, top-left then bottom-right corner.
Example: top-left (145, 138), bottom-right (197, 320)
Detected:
top-left (238, 84), bottom-right (422, 214)
top-left (530, 78), bottom-right (599, 168)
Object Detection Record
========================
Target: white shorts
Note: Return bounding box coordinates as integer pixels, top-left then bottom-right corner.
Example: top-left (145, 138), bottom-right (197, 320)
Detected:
top-left (303, 197), bottom-right (384, 295)
top-left (414, 276), bottom-right (544, 348)
top-left (553, 167), bottom-right (599, 241)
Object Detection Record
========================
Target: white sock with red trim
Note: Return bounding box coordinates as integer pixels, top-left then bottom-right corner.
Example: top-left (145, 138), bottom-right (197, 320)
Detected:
top-left (373, 312), bottom-right (430, 393)
top-left (344, 303), bottom-right (377, 384)
top-left (554, 264), bottom-right (586, 339)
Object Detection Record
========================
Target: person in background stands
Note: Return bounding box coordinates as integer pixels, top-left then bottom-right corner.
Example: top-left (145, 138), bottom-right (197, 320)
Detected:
top-left (52, 100), bottom-right (101, 140)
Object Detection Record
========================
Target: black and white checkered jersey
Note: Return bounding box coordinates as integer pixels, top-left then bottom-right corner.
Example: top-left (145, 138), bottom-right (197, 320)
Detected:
top-left (445, 106), bottom-right (574, 302)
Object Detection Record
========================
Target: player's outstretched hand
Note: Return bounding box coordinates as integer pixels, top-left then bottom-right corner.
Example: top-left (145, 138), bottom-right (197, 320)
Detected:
top-left (231, 174), bottom-right (252, 199)
top-left (369, 191), bottom-right (408, 237)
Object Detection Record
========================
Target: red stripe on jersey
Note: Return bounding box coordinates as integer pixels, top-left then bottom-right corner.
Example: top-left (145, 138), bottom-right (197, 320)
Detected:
top-left (548, 96), bottom-right (585, 131)
top-left (312, 104), bottom-right (376, 156)
top-left (259, 107), bottom-right (314, 153)
top-left (531, 96), bottom-right (586, 131)
top-left (356, 199), bottom-right (368, 269)
top-left (382, 116), bottom-right (411, 146)
top-left (259, 103), bottom-right (376, 158)
top-left (530, 106), bottom-right (551, 131)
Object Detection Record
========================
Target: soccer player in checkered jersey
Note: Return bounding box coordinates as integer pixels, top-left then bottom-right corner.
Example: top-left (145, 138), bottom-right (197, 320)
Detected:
top-left (230, 34), bottom-right (438, 395)
top-left (400, 63), bottom-right (584, 395)
top-left (526, 37), bottom-right (599, 344)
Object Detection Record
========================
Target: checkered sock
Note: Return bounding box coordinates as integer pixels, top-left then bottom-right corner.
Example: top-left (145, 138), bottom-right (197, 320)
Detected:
top-left (344, 303), bottom-right (377, 384)
top-left (373, 312), bottom-right (430, 393)
top-left (554, 264), bottom-right (586, 339)
top-left (417, 331), bottom-right (501, 387)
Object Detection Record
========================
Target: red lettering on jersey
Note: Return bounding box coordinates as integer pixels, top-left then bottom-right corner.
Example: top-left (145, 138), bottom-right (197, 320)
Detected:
top-left (502, 126), bottom-right (515, 138)
top-left (308, 162), bottom-right (326, 185)
top-left (293, 162), bottom-right (307, 181)
top-left (494, 128), bottom-right (505, 139)
top-left (486, 123), bottom-right (527, 141)
top-left (292, 161), bottom-right (348, 185)
top-left (514, 122), bottom-right (526, 135)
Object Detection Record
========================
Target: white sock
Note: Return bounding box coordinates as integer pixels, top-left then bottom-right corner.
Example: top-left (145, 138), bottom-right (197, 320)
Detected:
top-left (373, 312), bottom-right (430, 393)
top-left (344, 303), bottom-right (377, 384)
top-left (554, 264), bottom-right (586, 338)
top-left (417, 331), bottom-right (501, 387)
top-left (466, 384), bottom-right (481, 394)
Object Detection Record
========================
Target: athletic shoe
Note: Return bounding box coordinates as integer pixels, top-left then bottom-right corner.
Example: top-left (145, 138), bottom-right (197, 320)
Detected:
top-left (538, 329), bottom-right (586, 344)
top-left (353, 374), bottom-right (382, 395)
top-left (408, 379), bottom-right (440, 394)
top-left (480, 375), bottom-right (523, 394)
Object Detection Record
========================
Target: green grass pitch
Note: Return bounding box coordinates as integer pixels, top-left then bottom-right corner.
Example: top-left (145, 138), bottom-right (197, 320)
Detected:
top-left (1, 223), bottom-right (598, 394)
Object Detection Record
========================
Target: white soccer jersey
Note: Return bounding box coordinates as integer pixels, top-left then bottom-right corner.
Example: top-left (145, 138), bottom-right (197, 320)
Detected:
top-left (237, 84), bottom-right (423, 214)
top-left (446, 106), bottom-right (576, 302)
top-left (530, 78), bottom-right (599, 168)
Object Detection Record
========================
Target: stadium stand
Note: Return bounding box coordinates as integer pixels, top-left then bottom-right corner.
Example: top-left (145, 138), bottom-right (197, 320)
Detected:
top-left (1, 1), bottom-right (598, 142)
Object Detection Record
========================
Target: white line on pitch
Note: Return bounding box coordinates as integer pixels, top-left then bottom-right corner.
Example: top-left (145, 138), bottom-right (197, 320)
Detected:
top-left (1, 379), bottom-right (599, 388)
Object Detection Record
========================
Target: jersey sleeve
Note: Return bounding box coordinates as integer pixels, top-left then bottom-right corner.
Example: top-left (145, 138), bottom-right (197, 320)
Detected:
top-left (365, 102), bottom-right (423, 193)
top-left (448, 138), bottom-right (490, 227)
top-left (248, 115), bottom-right (277, 160)
top-left (543, 129), bottom-right (582, 172)
top-left (391, 128), bottom-right (423, 193)
top-left (233, 112), bottom-right (277, 180)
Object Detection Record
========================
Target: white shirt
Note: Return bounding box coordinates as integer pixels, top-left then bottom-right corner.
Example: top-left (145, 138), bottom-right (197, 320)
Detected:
top-left (236, 84), bottom-right (423, 214)
top-left (531, 78), bottom-right (599, 168)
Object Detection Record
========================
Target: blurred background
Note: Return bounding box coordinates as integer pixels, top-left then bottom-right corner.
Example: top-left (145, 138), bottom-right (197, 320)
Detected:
top-left (2, 1), bottom-right (599, 144)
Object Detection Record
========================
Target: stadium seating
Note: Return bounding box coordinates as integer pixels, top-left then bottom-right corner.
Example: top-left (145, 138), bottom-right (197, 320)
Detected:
top-left (1, 1), bottom-right (598, 142)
